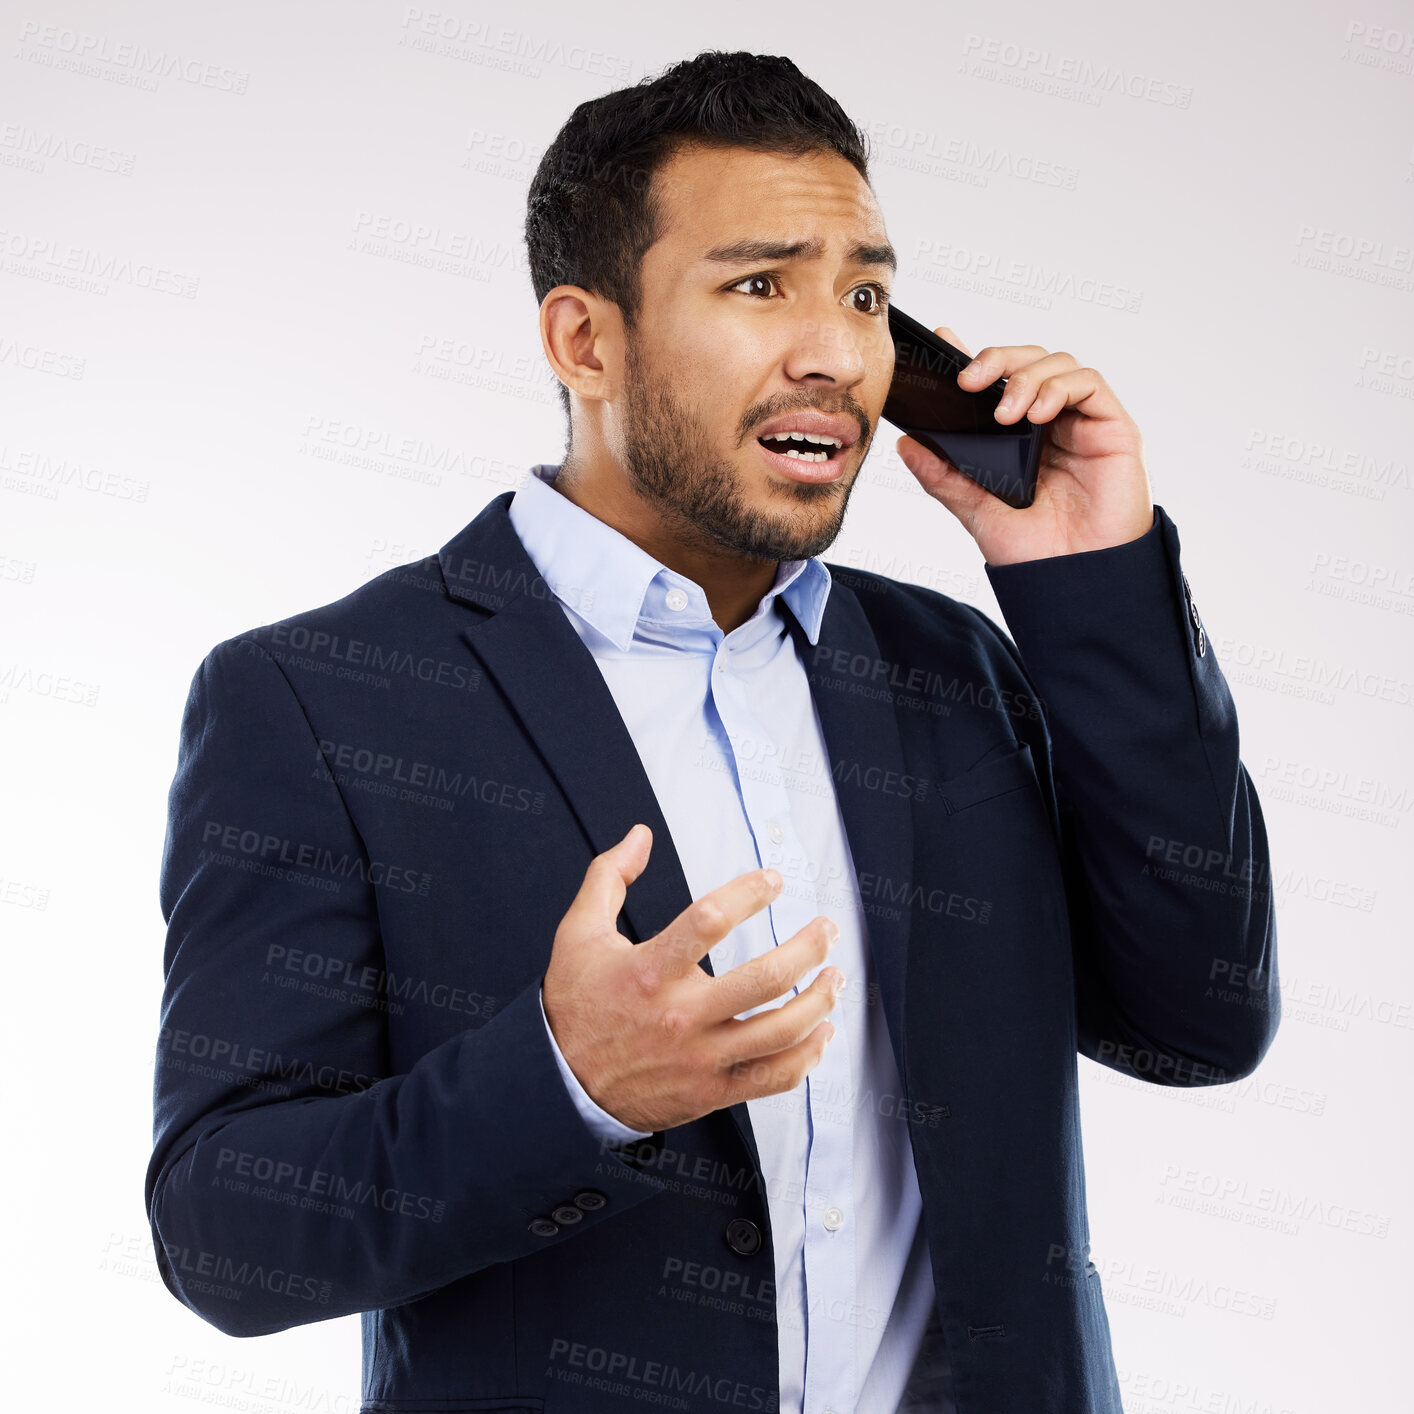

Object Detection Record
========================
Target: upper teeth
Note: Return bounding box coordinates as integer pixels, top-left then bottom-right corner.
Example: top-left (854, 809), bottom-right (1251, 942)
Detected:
top-left (763, 431), bottom-right (843, 447)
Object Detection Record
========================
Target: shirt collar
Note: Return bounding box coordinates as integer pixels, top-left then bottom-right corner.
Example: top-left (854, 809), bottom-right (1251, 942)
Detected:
top-left (507, 463), bottom-right (832, 651)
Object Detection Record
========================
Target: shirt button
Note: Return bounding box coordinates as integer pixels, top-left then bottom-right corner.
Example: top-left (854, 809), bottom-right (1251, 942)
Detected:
top-left (665, 587), bottom-right (689, 612)
top-left (823, 1206), bottom-right (844, 1231)
top-left (767, 821), bottom-right (785, 844)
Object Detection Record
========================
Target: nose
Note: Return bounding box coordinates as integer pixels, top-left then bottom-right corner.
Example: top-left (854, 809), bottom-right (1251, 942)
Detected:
top-left (781, 299), bottom-right (871, 387)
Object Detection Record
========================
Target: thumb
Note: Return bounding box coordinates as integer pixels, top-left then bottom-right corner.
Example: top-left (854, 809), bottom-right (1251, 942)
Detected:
top-left (569, 823), bottom-right (652, 935)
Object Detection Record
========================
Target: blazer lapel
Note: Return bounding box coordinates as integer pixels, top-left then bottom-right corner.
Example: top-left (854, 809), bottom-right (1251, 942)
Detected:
top-left (440, 493), bottom-right (763, 1172)
top-left (782, 589), bottom-right (914, 1089)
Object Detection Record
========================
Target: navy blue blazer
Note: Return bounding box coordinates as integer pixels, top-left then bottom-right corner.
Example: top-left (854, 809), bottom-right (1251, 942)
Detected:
top-left (147, 491), bottom-right (1279, 1413)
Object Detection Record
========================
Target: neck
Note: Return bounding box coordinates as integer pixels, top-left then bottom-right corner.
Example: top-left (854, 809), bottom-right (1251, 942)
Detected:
top-left (550, 456), bottom-right (779, 635)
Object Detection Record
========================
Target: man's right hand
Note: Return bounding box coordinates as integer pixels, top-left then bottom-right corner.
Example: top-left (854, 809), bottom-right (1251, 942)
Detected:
top-left (541, 823), bottom-right (844, 1134)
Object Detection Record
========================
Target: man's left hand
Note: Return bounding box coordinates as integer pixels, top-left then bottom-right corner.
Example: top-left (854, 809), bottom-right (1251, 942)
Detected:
top-left (894, 328), bottom-right (1154, 565)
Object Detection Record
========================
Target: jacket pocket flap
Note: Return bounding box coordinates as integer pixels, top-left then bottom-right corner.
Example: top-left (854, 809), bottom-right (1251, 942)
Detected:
top-left (934, 741), bottom-right (1035, 815)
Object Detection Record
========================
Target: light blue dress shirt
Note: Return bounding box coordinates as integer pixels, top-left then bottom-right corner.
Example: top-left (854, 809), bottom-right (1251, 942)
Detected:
top-left (511, 462), bottom-right (948, 1414)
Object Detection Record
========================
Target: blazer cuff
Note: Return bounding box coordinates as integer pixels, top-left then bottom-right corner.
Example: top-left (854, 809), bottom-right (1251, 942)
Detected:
top-left (981, 505), bottom-right (1205, 671)
top-left (538, 984), bottom-right (654, 1144)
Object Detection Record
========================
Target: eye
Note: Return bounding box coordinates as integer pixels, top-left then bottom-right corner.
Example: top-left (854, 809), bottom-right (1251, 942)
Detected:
top-left (850, 283), bottom-right (890, 316)
top-left (729, 273), bottom-right (781, 299)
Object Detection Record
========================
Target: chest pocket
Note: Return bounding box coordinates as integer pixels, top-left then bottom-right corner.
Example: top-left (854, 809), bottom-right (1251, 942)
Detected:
top-left (933, 739), bottom-right (1038, 815)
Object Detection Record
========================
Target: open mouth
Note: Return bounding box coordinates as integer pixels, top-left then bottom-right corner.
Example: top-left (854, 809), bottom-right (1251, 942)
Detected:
top-left (752, 429), bottom-right (848, 480)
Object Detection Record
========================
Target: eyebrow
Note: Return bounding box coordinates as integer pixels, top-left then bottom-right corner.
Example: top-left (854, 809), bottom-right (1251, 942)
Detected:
top-left (701, 236), bottom-right (897, 274)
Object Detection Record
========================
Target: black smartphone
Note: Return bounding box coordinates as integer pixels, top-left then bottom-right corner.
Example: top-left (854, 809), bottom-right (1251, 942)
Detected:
top-left (881, 303), bottom-right (1043, 509)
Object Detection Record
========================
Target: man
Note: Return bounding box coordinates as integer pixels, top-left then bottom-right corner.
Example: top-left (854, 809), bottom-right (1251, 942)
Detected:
top-left (147, 50), bottom-right (1279, 1414)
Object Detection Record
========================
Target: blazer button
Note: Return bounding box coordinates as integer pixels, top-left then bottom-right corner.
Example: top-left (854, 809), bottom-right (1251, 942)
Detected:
top-left (725, 1218), bottom-right (762, 1256)
top-left (551, 1204), bottom-right (584, 1225)
top-left (528, 1217), bottom-right (559, 1238)
top-left (1181, 573), bottom-right (1206, 657)
top-left (573, 1190), bottom-right (608, 1211)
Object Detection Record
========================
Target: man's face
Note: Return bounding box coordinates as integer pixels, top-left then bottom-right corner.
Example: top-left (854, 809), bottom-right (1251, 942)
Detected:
top-left (613, 143), bottom-right (896, 564)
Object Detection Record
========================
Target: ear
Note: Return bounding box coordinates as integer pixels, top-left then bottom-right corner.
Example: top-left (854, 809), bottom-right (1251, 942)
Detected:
top-left (539, 286), bottom-right (627, 407)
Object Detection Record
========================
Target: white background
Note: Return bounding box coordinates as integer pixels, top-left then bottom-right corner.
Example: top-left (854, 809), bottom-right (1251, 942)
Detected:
top-left (3, 2), bottom-right (1411, 1410)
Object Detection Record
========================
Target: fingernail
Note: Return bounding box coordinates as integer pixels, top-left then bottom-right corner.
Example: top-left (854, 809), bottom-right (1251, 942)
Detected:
top-left (823, 1022), bottom-right (837, 1042)
top-left (829, 969), bottom-right (846, 998)
top-left (824, 920), bottom-right (840, 947)
top-left (764, 868), bottom-right (783, 892)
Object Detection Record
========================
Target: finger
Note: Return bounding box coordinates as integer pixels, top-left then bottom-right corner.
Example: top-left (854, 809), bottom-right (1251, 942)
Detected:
top-left (956, 344), bottom-right (1055, 394)
top-left (703, 915), bottom-right (838, 1023)
top-left (932, 325), bottom-right (974, 360)
top-left (712, 964), bottom-right (845, 1067)
top-left (562, 822), bottom-right (652, 944)
top-left (715, 1017), bottom-right (836, 1106)
top-left (995, 364), bottom-right (1114, 426)
top-left (646, 865), bottom-right (784, 982)
top-left (979, 351), bottom-right (1085, 423)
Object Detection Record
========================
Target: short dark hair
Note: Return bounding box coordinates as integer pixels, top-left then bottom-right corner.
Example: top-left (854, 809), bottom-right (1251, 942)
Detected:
top-left (524, 50), bottom-right (873, 432)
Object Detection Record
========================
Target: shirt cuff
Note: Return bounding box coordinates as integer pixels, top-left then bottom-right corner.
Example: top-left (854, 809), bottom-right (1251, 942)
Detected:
top-left (538, 984), bottom-right (654, 1144)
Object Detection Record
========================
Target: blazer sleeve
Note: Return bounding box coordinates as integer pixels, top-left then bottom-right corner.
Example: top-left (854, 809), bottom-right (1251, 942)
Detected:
top-left (973, 504), bottom-right (1280, 1085)
top-left (146, 636), bottom-right (668, 1338)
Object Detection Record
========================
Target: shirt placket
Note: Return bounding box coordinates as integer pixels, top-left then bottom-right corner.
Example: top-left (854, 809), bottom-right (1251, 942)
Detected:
top-left (710, 630), bottom-right (859, 1414)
